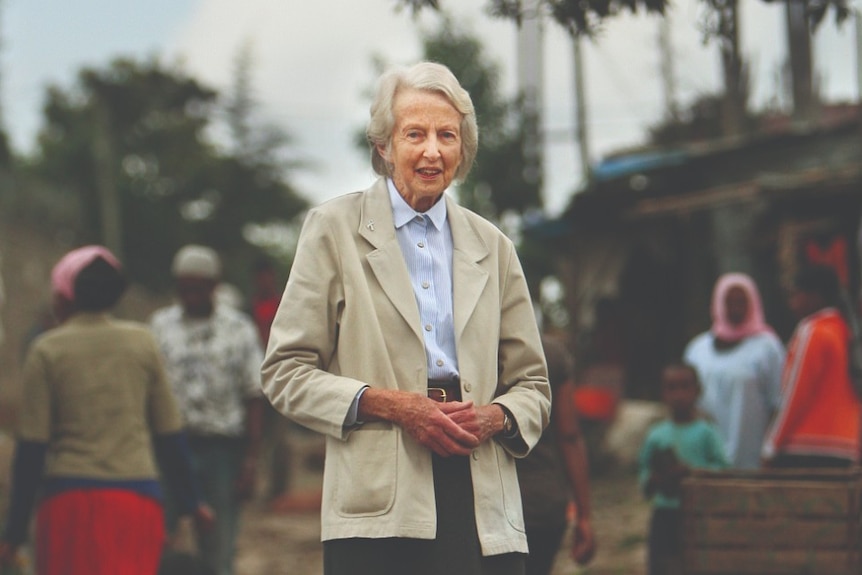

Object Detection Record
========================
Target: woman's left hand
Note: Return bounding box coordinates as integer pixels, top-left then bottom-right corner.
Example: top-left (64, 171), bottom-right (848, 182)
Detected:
top-left (448, 403), bottom-right (507, 443)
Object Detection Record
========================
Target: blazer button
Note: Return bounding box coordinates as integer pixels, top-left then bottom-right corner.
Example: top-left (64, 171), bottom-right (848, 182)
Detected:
top-left (472, 450), bottom-right (479, 461)
top-left (463, 382), bottom-right (472, 393)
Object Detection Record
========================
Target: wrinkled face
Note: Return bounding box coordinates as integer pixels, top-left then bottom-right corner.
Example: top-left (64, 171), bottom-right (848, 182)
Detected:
top-left (379, 88), bottom-right (463, 212)
top-left (724, 286), bottom-right (750, 326)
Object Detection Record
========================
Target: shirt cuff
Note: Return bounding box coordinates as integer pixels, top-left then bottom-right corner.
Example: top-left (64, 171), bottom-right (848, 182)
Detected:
top-left (343, 386), bottom-right (370, 428)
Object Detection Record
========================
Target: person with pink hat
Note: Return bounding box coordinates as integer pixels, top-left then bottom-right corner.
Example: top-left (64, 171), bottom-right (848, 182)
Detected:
top-left (0, 245), bottom-right (212, 575)
top-left (683, 272), bottom-right (786, 469)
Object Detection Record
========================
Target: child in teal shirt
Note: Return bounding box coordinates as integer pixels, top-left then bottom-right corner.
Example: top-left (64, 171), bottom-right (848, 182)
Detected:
top-left (638, 362), bottom-right (729, 575)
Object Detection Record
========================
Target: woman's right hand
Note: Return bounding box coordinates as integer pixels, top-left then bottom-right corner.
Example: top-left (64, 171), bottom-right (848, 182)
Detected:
top-left (396, 395), bottom-right (480, 456)
top-left (360, 388), bottom-right (479, 456)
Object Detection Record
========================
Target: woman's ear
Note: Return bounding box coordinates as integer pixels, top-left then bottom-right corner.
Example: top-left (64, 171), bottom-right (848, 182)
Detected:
top-left (376, 143), bottom-right (389, 163)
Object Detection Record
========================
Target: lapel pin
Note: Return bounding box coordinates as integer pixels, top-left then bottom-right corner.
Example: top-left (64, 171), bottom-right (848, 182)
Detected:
top-left (367, 220), bottom-right (375, 231)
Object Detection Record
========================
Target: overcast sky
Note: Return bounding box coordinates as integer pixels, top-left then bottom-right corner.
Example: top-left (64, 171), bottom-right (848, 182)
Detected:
top-left (4, 0), bottom-right (859, 215)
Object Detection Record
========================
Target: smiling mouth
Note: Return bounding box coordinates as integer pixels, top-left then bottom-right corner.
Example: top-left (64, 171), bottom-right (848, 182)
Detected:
top-left (417, 168), bottom-right (442, 177)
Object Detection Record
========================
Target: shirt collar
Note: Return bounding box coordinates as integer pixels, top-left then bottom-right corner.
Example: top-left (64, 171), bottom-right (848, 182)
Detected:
top-left (386, 178), bottom-right (448, 231)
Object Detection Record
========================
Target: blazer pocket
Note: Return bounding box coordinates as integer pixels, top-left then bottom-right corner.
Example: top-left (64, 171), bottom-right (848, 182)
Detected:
top-left (334, 426), bottom-right (397, 516)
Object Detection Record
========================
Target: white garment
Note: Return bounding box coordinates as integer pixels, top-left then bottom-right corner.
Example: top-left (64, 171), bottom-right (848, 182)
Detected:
top-left (684, 331), bottom-right (785, 469)
top-left (150, 304), bottom-right (263, 436)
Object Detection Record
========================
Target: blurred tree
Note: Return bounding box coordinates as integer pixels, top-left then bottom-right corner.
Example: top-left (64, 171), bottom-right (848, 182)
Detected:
top-left (423, 19), bottom-right (542, 220)
top-left (25, 56), bottom-right (307, 290)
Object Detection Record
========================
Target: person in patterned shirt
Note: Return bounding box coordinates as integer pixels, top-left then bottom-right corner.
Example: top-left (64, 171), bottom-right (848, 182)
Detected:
top-left (150, 244), bottom-right (264, 575)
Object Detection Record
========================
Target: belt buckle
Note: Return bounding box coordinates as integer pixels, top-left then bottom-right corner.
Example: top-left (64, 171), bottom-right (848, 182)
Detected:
top-left (428, 387), bottom-right (447, 402)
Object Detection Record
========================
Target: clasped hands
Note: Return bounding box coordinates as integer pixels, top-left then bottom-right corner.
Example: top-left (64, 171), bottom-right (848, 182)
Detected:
top-left (360, 388), bottom-right (506, 457)
top-left (405, 397), bottom-right (507, 457)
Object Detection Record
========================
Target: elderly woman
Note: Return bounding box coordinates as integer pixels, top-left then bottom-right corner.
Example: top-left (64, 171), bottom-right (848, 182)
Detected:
top-left (261, 62), bottom-right (551, 575)
top-left (0, 246), bottom-right (211, 575)
top-left (683, 272), bottom-right (785, 469)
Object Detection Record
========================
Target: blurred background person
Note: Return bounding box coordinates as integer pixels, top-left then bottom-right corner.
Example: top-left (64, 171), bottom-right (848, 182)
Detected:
top-left (762, 264), bottom-right (862, 468)
top-left (261, 61), bottom-right (551, 575)
top-left (150, 244), bottom-right (264, 575)
top-left (684, 273), bottom-right (785, 469)
top-left (0, 245), bottom-right (211, 575)
top-left (638, 363), bottom-right (728, 575)
top-left (249, 258), bottom-right (293, 502)
top-left (250, 258), bottom-right (280, 346)
top-left (517, 333), bottom-right (596, 575)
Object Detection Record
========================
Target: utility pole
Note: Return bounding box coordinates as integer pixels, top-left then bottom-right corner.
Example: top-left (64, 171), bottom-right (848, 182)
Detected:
top-left (93, 95), bottom-right (123, 259)
top-left (573, 33), bottom-right (591, 183)
top-left (517, 0), bottom-right (544, 190)
top-left (856, 8), bottom-right (862, 103)
top-left (658, 14), bottom-right (679, 122)
top-left (785, 0), bottom-right (816, 126)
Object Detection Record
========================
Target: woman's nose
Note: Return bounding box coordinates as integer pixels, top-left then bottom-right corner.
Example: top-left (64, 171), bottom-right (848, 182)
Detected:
top-left (423, 136), bottom-right (441, 159)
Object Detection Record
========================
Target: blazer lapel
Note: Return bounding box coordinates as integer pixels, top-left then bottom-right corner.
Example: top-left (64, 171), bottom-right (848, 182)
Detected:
top-left (360, 180), bottom-right (424, 342)
top-left (447, 196), bottom-right (489, 341)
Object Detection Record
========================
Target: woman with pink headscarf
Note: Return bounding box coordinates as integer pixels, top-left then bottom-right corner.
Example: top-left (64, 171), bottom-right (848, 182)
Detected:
top-left (683, 273), bottom-right (785, 469)
top-left (0, 245), bottom-right (212, 574)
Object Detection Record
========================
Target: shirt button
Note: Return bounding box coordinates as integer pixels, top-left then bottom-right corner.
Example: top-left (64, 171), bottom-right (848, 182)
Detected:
top-left (424, 324), bottom-right (432, 332)
top-left (422, 281), bottom-right (430, 289)
top-left (417, 242), bottom-right (425, 248)
top-left (436, 359), bottom-right (444, 367)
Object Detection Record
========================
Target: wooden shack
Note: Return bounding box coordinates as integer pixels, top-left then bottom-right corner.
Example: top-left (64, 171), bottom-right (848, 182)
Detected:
top-left (528, 104), bottom-right (862, 400)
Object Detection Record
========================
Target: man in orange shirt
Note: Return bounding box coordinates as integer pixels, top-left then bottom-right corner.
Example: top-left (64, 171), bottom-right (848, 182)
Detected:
top-left (762, 264), bottom-right (861, 468)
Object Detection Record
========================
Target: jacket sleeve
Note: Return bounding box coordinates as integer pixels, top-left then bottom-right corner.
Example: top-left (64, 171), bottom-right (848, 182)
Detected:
top-left (3, 441), bottom-right (47, 545)
top-left (260, 208), bottom-right (368, 440)
top-left (490, 243), bottom-right (551, 457)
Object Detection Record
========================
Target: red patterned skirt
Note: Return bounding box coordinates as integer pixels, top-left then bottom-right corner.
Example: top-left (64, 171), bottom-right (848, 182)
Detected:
top-left (35, 489), bottom-right (165, 575)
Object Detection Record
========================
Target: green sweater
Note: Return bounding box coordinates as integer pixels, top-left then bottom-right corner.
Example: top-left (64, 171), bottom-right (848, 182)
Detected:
top-left (638, 418), bottom-right (729, 509)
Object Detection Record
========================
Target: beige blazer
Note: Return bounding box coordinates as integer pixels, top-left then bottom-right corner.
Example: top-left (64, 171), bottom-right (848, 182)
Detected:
top-left (261, 178), bottom-right (551, 555)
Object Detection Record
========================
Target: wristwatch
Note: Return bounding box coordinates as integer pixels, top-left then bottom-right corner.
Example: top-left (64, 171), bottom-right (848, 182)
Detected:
top-left (501, 409), bottom-right (515, 436)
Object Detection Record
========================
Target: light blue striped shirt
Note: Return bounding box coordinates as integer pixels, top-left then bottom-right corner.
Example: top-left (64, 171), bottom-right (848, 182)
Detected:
top-left (344, 180), bottom-right (459, 427)
top-left (387, 178), bottom-right (459, 380)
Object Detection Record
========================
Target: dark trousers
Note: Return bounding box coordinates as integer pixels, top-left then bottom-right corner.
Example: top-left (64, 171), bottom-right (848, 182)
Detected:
top-left (648, 507), bottom-right (683, 575)
top-left (324, 454), bottom-right (526, 575)
top-left (524, 521), bottom-right (567, 575)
